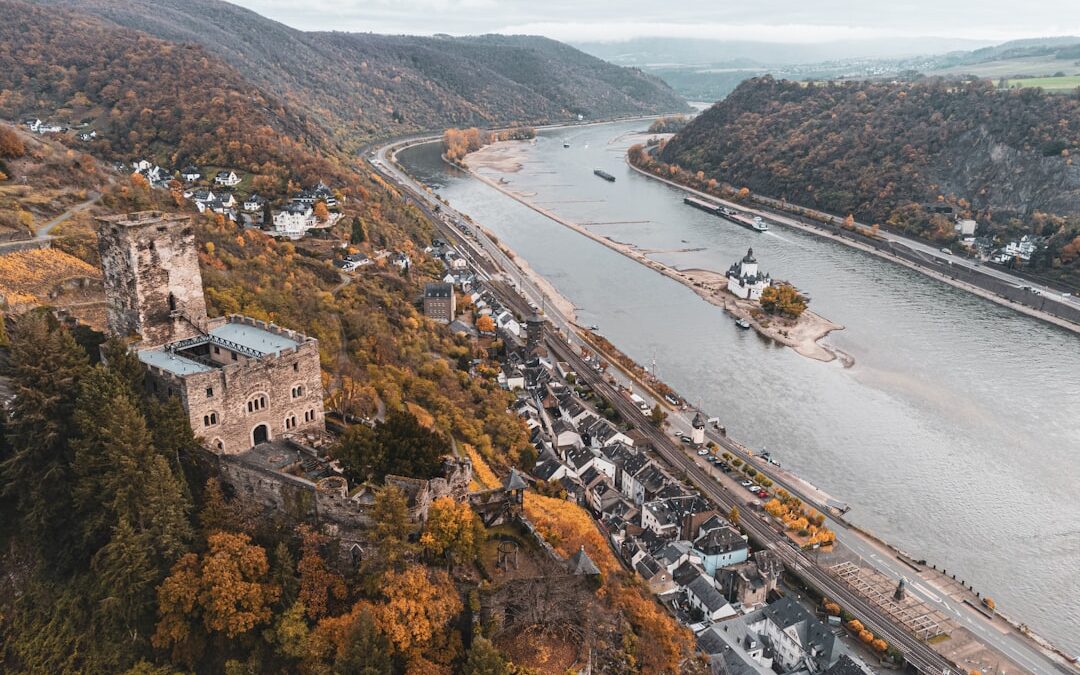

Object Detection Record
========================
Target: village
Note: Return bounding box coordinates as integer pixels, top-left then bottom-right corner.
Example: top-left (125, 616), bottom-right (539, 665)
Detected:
top-left (417, 225), bottom-right (890, 675)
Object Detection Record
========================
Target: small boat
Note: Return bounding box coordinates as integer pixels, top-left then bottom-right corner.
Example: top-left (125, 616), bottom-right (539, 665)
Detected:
top-left (563, 142), bottom-right (570, 148)
top-left (735, 318), bottom-right (751, 329)
top-left (751, 216), bottom-right (769, 232)
top-left (589, 324), bottom-right (599, 331)
top-left (593, 169), bottom-right (616, 182)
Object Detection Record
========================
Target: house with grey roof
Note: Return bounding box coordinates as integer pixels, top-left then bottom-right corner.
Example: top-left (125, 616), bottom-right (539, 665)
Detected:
top-left (745, 595), bottom-right (836, 673)
top-left (686, 572), bottom-right (736, 622)
top-left (692, 525), bottom-right (749, 576)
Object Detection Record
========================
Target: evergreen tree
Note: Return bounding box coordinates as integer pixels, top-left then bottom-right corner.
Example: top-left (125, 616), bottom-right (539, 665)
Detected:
top-left (350, 216), bottom-right (366, 244)
top-left (332, 609), bottom-right (393, 675)
top-left (369, 485), bottom-right (413, 569)
top-left (99, 336), bottom-right (145, 395)
top-left (1, 312), bottom-right (91, 567)
top-left (461, 637), bottom-right (510, 675)
top-left (139, 455), bottom-right (193, 567)
top-left (91, 517), bottom-right (159, 635)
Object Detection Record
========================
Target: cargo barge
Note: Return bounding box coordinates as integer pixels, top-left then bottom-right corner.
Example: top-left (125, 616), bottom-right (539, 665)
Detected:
top-left (594, 169), bottom-right (616, 182)
top-left (683, 196), bottom-right (767, 232)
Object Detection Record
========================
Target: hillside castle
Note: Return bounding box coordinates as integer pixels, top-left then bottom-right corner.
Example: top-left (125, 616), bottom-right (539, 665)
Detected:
top-left (95, 212), bottom-right (472, 549)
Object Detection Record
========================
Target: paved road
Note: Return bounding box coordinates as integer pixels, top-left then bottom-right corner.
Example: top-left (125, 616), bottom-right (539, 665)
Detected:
top-left (368, 136), bottom-right (1074, 675)
top-left (0, 191), bottom-right (101, 253)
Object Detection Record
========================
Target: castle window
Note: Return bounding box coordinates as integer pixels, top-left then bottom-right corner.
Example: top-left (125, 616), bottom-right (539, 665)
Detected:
top-left (215, 439), bottom-right (224, 451)
top-left (213, 346), bottom-right (220, 355)
top-left (285, 415), bottom-right (297, 430)
top-left (203, 412), bottom-right (218, 427)
top-left (206, 387), bottom-right (214, 398)
top-left (247, 394), bottom-right (268, 413)
top-left (293, 362), bottom-right (299, 372)
top-left (292, 385), bottom-right (303, 398)
top-left (231, 352), bottom-right (238, 361)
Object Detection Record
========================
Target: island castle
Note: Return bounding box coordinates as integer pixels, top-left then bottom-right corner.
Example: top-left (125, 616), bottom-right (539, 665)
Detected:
top-left (95, 211), bottom-right (473, 551)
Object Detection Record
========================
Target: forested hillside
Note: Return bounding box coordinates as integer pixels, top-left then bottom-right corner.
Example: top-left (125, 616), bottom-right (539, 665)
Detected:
top-left (31, 0), bottom-right (688, 143)
top-left (660, 77), bottom-right (1080, 281)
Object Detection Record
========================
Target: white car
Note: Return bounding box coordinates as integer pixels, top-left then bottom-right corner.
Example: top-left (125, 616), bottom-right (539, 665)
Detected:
top-left (697, 449), bottom-right (709, 456)
top-left (740, 480), bottom-right (753, 488)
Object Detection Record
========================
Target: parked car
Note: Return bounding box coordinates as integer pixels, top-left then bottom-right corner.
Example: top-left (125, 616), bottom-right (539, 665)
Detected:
top-left (664, 394), bottom-right (680, 407)
top-left (756, 489), bottom-right (769, 498)
top-left (739, 481), bottom-right (753, 488)
top-left (697, 449), bottom-right (709, 456)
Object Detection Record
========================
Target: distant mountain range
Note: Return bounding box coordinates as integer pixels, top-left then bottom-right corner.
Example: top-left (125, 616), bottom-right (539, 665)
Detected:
top-left (27, 0), bottom-right (688, 145)
top-left (577, 35), bottom-right (1080, 103)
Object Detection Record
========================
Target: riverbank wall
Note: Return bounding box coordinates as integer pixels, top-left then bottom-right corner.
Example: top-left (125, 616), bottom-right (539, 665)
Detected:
top-left (627, 160), bottom-right (1080, 332)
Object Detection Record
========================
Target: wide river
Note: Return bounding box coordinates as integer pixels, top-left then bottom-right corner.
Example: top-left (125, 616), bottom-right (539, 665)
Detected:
top-left (398, 120), bottom-right (1080, 653)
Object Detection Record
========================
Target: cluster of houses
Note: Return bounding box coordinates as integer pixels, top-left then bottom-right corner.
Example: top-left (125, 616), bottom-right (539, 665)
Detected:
top-left (24, 118), bottom-right (98, 141)
top-left (119, 159), bottom-right (345, 238)
top-left (497, 353), bottom-right (868, 673)
top-left (335, 249), bottom-right (410, 274)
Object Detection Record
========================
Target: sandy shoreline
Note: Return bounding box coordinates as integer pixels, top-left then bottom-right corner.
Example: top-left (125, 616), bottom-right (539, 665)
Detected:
top-left (463, 144), bottom-right (848, 364)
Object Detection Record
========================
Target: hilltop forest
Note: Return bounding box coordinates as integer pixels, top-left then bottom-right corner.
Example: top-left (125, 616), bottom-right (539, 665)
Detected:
top-left (660, 77), bottom-right (1080, 283)
top-left (31, 0), bottom-right (688, 145)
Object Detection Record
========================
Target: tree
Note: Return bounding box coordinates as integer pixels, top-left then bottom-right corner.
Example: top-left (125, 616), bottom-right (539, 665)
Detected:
top-left (476, 315), bottom-right (495, 333)
top-left (759, 283), bottom-right (808, 319)
top-left (314, 201), bottom-right (330, 222)
top-left (92, 516), bottom-right (159, 634)
top-left (332, 410), bottom-right (447, 482)
top-left (297, 525), bottom-right (347, 620)
top-left (0, 124), bottom-right (25, 159)
top-left (461, 637), bottom-right (509, 675)
top-left (262, 201), bottom-right (273, 229)
top-left (332, 608), bottom-right (394, 674)
top-left (649, 403), bottom-right (667, 427)
top-left (369, 485), bottom-right (414, 568)
top-left (1, 312), bottom-right (90, 567)
top-left (350, 216), bottom-right (367, 244)
top-left (368, 567), bottom-right (463, 653)
top-left (728, 505), bottom-right (740, 526)
top-left (153, 532), bottom-right (279, 662)
top-left (420, 497), bottom-right (486, 563)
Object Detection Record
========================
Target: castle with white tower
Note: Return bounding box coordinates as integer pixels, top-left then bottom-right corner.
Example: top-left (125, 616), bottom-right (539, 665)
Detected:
top-left (726, 248), bottom-right (772, 301)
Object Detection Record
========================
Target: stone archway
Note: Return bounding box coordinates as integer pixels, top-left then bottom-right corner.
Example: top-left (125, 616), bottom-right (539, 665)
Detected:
top-left (252, 423), bottom-right (270, 446)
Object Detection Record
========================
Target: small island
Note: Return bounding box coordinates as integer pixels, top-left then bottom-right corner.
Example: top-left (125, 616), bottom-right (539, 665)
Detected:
top-left (722, 247), bottom-right (847, 364)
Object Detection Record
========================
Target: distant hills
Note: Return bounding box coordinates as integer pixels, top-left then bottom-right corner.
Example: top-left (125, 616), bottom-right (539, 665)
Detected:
top-left (27, 0), bottom-right (689, 145)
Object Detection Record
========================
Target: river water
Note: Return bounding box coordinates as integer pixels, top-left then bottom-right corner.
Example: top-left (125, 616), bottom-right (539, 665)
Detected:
top-left (398, 121), bottom-right (1080, 653)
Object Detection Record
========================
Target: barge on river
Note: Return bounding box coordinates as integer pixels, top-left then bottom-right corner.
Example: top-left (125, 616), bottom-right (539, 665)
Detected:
top-left (594, 169), bottom-right (616, 182)
top-left (683, 196), bottom-right (767, 232)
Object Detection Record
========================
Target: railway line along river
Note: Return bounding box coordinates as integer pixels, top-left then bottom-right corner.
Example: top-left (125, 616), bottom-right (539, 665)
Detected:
top-left (397, 120), bottom-right (1080, 655)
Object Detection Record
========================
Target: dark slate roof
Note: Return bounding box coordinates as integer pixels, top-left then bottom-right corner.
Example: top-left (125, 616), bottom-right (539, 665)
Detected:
top-left (424, 282), bottom-right (453, 298)
top-left (687, 574), bottom-right (729, 613)
top-left (824, 655), bottom-right (868, 675)
top-left (760, 596), bottom-right (836, 668)
top-left (634, 554), bottom-right (664, 580)
top-left (566, 445), bottom-right (596, 471)
top-left (532, 459), bottom-right (563, 481)
top-left (568, 547), bottom-right (601, 576)
top-left (694, 526), bottom-right (748, 556)
top-left (692, 411), bottom-right (707, 428)
top-left (672, 559), bottom-right (703, 587)
top-left (504, 468), bottom-right (528, 491)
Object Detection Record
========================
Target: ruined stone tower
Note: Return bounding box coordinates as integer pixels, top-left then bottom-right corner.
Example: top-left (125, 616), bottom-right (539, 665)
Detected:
top-left (96, 211), bottom-right (208, 347)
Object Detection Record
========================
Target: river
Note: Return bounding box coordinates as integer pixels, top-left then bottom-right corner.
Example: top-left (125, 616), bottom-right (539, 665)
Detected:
top-left (397, 120), bottom-right (1080, 654)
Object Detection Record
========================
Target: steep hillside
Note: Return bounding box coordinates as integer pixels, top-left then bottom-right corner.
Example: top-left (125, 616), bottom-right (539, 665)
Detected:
top-left (0, 0), bottom-right (353, 190)
top-left (31, 0), bottom-right (688, 142)
top-left (661, 78), bottom-right (1080, 258)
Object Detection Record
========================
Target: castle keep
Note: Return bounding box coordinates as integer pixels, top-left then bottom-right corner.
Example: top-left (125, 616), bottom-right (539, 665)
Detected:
top-left (96, 211), bottom-right (326, 454)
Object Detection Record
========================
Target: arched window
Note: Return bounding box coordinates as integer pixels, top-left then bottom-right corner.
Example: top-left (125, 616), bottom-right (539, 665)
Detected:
top-left (291, 384), bottom-right (304, 399)
top-left (246, 394), bottom-right (268, 413)
top-left (284, 415), bottom-right (297, 430)
top-left (203, 412), bottom-right (218, 427)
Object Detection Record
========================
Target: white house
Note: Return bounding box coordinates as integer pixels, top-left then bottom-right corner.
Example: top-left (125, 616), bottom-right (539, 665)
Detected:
top-left (727, 248), bottom-right (771, 301)
top-left (995, 235), bottom-right (1039, 263)
top-left (272, 204), bottom-right (315, 238)
top-left (180, 166), bottom-right (201, 182)
top-left (954, 219), bottom-right (977, 237)
top-left (243, 194), bottom-right (267, 212)
top-left (743, 596), bottom-right (836, 672)
top-left (214, 170), bottom-right (241, 187)
top-left (686, 573), bottom-right (736, 622)
top-left (495, 310), bottom-right (521, 337)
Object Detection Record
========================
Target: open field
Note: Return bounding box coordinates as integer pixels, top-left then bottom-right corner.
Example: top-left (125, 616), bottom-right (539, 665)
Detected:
top-left (932, 55), bottom-right (1080, 78)
top-left (1006, 75), bottom-right (1080, 91)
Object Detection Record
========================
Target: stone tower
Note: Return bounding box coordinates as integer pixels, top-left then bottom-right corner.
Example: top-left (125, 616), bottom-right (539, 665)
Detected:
top-left (525, 313), bottom-right (547, 356)
top-left (96, 211), bottom-right (208, 347)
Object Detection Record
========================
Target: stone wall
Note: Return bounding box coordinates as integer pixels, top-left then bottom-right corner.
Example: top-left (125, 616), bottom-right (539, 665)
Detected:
top-left (145, 331), bottom-right (324, 455)
top-left (96, 211), bottom-right (208, 347)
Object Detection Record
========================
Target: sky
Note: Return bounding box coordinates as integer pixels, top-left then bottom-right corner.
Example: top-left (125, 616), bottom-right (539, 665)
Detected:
top-left (230, 0), bottom-right (1080, 44)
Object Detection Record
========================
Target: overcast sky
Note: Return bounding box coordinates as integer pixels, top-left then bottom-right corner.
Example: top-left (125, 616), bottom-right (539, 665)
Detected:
top-left (230, 0), bottom-right (1079, 43)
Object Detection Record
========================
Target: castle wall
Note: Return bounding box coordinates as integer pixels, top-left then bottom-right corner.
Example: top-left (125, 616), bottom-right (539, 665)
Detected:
top-left (96, 212), bottom-right (207, 347)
